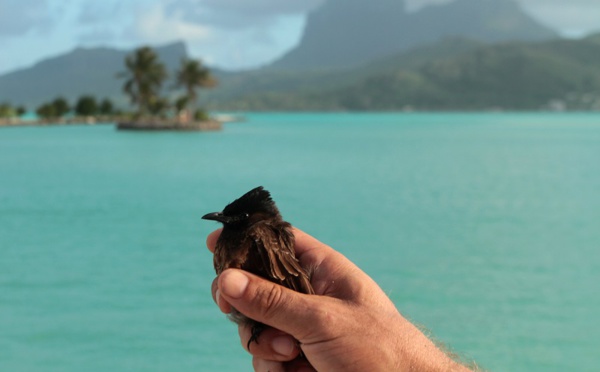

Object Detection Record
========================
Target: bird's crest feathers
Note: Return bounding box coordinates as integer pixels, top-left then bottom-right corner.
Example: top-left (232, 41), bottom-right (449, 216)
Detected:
top-left (222, 186), bottom-right (279, 218)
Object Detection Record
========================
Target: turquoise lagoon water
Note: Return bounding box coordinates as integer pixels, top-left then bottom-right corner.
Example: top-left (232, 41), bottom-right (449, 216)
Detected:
top-left (1, 113), bottom-right (599, 371)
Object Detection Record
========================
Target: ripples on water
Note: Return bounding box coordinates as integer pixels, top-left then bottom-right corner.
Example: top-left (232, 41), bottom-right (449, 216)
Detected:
top-left (1, 113), bottom-right (598, 371)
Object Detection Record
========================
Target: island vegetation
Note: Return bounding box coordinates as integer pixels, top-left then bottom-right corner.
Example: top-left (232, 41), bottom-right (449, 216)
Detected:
top-left (116, 46), bottom-right (220, 130)
top-left (0, 103), bottom-right (26, 123)
top-left (0, 46), bottom-right (221, 131)
top-left (3, 34), bottom-right (600, 117)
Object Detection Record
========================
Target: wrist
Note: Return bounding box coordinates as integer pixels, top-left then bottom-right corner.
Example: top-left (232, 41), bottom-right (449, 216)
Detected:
top-left (391, 315), bottom-right (472, 372)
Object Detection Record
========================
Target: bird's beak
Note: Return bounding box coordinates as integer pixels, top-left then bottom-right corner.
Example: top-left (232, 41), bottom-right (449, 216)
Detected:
top-left (202, 212), bottom-right (227, 223)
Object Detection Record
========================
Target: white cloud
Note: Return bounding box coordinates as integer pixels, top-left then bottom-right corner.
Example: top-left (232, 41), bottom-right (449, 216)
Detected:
top-left (169, 0), bottom-right (325, 20)
top-left (405, 0), bottom-right (600, 36)
top-left (77, 1), bottom-right (122, 24)
top-left (518, 1), bottom-right (600, 37)
top-left (133, 3), bottom-right (212, 44)
top-left (0, 0), bottom-right (52, 36)
top-left (186, 14), bottom-right (306, 70)
top-left (129, 0), bottom-right (308, 69)
top-left (1, 0), bottom-right (600, 75)
top-left (405, 0), bottom-right (452, 12)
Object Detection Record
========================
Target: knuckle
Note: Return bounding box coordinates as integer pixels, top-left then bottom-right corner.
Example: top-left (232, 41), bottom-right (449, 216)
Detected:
top-left (309, 303), bottom-right (348, 340)
top-left (256, 284), bottom-right (285, 318)
top-left (314, 308), bottom-right (337, 330)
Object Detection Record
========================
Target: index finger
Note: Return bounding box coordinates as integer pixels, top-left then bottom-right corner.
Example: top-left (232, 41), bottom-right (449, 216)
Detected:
top-left (291, 227), bottom-right (330, 256)
top-left (206, 228), bottom-right (222, 253)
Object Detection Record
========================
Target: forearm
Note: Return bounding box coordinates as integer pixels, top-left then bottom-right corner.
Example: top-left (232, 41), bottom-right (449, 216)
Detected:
top-left (391, 314), bottom-right (473, 372)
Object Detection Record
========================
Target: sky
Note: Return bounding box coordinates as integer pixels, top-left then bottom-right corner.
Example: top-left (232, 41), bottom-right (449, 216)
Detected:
top-left (0, 0), bottom-right (599, 75)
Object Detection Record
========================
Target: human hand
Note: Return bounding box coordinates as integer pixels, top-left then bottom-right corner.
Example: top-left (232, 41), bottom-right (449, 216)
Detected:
top-left (207, 227), bottom-right (471, 372)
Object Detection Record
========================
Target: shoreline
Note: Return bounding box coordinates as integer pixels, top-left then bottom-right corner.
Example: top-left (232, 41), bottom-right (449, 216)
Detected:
top-left (0, 116), bottom-right (120, 127)
top-left (0, 116), bottom-right (226, 131)
top-left (116, 119), bottom-right (222, 131)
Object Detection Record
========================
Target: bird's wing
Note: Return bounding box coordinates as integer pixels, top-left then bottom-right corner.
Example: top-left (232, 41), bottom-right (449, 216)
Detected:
top-left (247, 222), bottom-right (314, 295)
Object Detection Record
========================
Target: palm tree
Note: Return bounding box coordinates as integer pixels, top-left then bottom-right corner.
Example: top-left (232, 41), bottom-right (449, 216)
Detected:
top-left (99, 98), bottom-right (114, 116)
top-left (52, 97), bottom-right (70, 117)
top-left (175, 58), bottom-right (216, 121)
top-left (75, 95), bottom-right (98, 116)
top-left (120, 47), bottom-right (167, 116)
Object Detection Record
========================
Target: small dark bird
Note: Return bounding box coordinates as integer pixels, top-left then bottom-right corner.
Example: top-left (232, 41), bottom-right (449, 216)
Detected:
top-left (202, 186), bottom-right (314, 349)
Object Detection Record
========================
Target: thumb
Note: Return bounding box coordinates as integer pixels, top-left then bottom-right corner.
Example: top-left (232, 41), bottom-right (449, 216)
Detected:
top-left (218, 269), bottom-right (327, 341)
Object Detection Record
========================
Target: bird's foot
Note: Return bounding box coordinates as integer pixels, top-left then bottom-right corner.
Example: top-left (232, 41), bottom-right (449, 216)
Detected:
top-left (247, 323), bottom-right (265, 350)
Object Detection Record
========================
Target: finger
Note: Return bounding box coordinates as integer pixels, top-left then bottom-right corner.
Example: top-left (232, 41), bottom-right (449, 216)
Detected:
top-left (252, 356), bottom-right (285, 372)
top-left (283, 358), bottom-right (318, 372)
top-left (212, 277), bottom-right (232, 314)
top-left (290, 227), bottom-right (329, 256)
top-left (291, 228), bottom-right (344, 271)
top-left (218, 269), bottom-right (338, 341)
top-left (291, 228), bottom-right (366, 293)
top-left (239, 323), bottom-right (300, 361)
top-left (206, 228), bottom-right (222, 253)
top-left (252, 356), bottom-right (316, 372)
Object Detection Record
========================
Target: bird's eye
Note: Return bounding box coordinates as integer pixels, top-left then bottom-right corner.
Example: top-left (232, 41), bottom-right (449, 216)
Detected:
top-left (230, 213), bottom-right (249, 223)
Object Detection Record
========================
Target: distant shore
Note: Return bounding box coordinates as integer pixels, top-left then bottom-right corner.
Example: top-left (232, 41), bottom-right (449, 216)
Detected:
top-left (0, 114), bottom-right (244, 130)
top-left (0, 116), bottom-right (119, 127)
top-left (117, 119), bottom-right (222, 131)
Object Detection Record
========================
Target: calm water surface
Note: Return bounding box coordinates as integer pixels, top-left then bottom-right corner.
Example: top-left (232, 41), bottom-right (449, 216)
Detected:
top-left (1, 113), bottom-right (599, 371)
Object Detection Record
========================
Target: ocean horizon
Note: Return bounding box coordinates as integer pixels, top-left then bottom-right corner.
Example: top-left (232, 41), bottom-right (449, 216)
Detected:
top-left (1, 112), bottom-right (599, 371)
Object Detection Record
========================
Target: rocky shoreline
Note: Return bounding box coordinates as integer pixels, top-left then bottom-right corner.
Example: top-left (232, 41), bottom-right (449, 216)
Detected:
top-left (0, 116), bottom-right (226, 131)
top-left (116, 119), bottom-right (222, 131)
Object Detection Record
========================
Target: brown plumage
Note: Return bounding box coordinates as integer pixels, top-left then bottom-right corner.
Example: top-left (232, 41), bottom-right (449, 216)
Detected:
top-left (202, 186), bottom-right (314, 348)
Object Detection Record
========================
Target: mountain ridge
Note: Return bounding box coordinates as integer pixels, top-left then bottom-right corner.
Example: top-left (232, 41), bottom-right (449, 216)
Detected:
top-left (208, 36), bottom-right (600, 111)
top-left (0, 1), bottom-right (589, 111)
top-left (268, 0), bottom-right (557, 70)
top-left (0, 42), bottom-right (187, 108)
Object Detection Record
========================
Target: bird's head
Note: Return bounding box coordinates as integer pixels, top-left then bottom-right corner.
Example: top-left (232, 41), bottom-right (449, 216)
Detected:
top-left (202, 186), bottom-right (281, 227)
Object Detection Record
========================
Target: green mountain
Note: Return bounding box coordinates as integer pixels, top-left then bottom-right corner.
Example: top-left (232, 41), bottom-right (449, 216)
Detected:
top-left (0, 42), bottom-right (187, 108)
top-left (0, 0), bottom-right (593, 112)
top-left (269, 0), bottom-right (557, 71)
top-left (209, 35), bottom-right (600, 111)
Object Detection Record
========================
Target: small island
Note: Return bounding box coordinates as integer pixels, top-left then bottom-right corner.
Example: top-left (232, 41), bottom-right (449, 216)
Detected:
top-left (1, 46), bottom-right (224, 131)
top-left (116, 46), bottom-right (221, 131)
